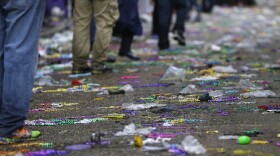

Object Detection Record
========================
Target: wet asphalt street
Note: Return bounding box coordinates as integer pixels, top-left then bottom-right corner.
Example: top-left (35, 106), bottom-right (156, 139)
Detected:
top-left (1, 1), bottom-right (280, 156)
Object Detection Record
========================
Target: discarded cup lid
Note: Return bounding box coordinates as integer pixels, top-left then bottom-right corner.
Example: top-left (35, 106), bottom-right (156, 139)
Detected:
top-left (65, 144), bottom-right (91, 151)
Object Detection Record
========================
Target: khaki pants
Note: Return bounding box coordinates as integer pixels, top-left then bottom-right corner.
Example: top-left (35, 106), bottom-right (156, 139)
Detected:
top-left (72, 0), bottom-right (119, 68)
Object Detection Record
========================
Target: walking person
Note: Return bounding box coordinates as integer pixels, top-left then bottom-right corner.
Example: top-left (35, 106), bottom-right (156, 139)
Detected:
top-left (155, 0), bottom-right (187, 50)
top-left (191, 0), bottom-right (202, 22)
top-left (0, 0), bottom-right (46, 144)
top-left (72, 0), bottom-right (119, 74)
top-left (114, 0), bottom-right (142, 61)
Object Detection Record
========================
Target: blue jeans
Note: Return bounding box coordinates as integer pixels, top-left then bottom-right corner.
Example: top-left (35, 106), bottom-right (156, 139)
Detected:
top-left (0, 0), bottom-right (45, 137)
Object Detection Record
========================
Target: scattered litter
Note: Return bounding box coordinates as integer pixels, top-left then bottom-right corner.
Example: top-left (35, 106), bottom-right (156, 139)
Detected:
top-left (143, 138), bottom-right (171, 145)
top-left (218, 135), bottom-right (238, 140)
top-left (179, 85), bottom-right (202, 95)
top-left (209, 90), bottom-right (224, 97)
top-left (191, 76), bottom-right (218, 81)
top-left (238, 79), bottom-right (263, 90)
top-left (237, 136), bottom-right (251, 145)
top-left (161, 66), bottom-right (186, 81)
top-left (121, 103), bottom-right (167, 111)
top-left (181, 135), bottom-right (207, 154)
top-left (115, 123), bottom-right (155, 136)
top-left (241, 90), bottom-right (277, 98)
top-left (119, 84), bottom-right (134, 92)
top-left (213, 65), bottom-right (238, 73)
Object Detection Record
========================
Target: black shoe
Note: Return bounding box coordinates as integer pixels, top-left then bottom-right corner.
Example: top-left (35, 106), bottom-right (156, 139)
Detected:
top-left (72, 66), bottom-right (92, 74)
top-left (194, 16), bottom-right (202, 22)
top-left (106, 55), bottom-right (116, 63)
top-left (159, 45), bottom-right (170, 51)
top-left (119, 52), bottom-right (141, 61)
top-left (173, 30), bottom-right (186, 46)
top-left (91, 63), bottom-right (112, 74)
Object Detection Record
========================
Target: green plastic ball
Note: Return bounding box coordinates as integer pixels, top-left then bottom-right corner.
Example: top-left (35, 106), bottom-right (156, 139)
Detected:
top-left (238, 136), bottom-right (251, 145)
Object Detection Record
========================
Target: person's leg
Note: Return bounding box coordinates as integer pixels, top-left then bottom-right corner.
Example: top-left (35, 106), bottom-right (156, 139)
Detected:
top-left (119, 31), bottom-right (133, 54)
top-left (172, 0), bottom-right (187, 46)
top-left (92, 0), bottom-right (119, 72)
top-left (72, 0), bottom-right (93, 70)
top-left (156, 0), bottom-right (172, 50)
top-left (151, 0), bottom-right (159, 35)
top-left (0, 4), bottom-right (5, 111)
top-left (119, 31), bottom-right (140, 61)
top-left (173, 0), bottom-right (187, 33)
top-left (243, 0), bottom-right (256, 6)
top-left (0, 0), bottom-right (45, 137)
top-left (194, 0), bottom-right (202, 22)
top-left (90, 18), bottom-right (96, 48)
top-left (185, 0), bottom-right (193, 21)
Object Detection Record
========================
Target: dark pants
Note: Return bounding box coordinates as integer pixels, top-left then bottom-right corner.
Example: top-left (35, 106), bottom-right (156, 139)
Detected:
top-left (155, 0), bottom-right (187, 50)
top-left (191, 0), bottom-right (202, 17)
top-left (119, 31), bottom-right (133, 54)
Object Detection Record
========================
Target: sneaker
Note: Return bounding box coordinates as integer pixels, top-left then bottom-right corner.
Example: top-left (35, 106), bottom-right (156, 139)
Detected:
top-left (72, 65), bottom-right (92, 74)
top-left (91, 63), bottom-right (112, 74)
top-left (0, 127), bottom-right (41, 145)
top-left (173, 30), bottom-right (186, 46)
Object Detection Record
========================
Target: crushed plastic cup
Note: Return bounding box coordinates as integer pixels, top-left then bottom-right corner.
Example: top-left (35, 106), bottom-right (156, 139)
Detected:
top-left (179, 85), bottom-right (201, 95)
top-left (161, 66), bottom-right (186, 81)
top-left (181, 135), bottom-right (206, 155)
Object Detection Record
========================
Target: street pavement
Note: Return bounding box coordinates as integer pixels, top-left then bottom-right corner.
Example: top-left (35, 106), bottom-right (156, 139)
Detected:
top-left (1, 2), bottom-right (280, 156)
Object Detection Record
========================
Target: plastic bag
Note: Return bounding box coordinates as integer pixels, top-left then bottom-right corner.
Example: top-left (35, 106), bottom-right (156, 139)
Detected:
top-left (161, 66), bottom-right (186, 81)
top-left (143, 138), bottom-right (171, 145)
top-left (181, 135), bottom-right (206, 155)
top-left (209, 90), bottom-right (224, 97)
top-left (115, 123), bottom-right (154, 136)
top-left (119, 84), bottom-right (134, 92)
top-left (35, 75), bottom-right (69, 86)
top-left (121, 103), bottom-right (167, 111)
top-left (240, 66), bottom-right (250, 72)
top-left (238, 79), bottom-right (262, 90)
top-left (241, 90), bottom-right (277, 98)
top-left (213, 65), bottom-right (237, 73)
top-left (191, 76), bottom-right (218, 81)
top-left (142, 146), bottom-right (167, 152)
top-left (218, 135), bottom-right (238, 140)
top-left (210, 44), bottom-right (222, 51)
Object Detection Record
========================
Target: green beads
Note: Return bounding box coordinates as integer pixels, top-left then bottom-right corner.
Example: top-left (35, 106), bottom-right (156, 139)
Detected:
top-left (237, 136), bottom-right (251, 145)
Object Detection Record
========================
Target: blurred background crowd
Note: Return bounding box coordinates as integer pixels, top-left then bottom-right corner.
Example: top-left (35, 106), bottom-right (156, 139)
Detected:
top-left (42, 0), bottom-right (259, 36)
